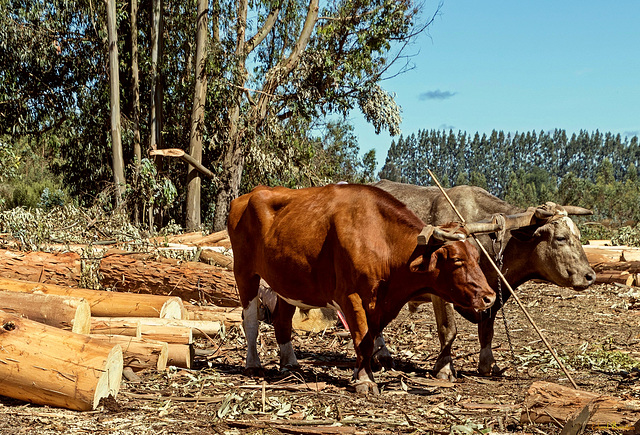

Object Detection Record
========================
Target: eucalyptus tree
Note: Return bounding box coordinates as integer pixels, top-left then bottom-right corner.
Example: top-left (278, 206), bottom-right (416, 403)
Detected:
top-left (208, 0), bottom-right (438, 230)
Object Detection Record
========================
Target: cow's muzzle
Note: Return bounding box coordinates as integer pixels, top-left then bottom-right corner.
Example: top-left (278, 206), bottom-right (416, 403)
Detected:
top-left (474, 292), bottom-right (496, 312)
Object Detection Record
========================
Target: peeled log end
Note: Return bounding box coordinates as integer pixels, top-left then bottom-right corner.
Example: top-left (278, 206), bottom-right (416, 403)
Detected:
top-left (92, 344), bottom-right (124, 409)
top-left (160, 297), bottom-right (187, 319)
top-left (72, 298), bottom-right (92, 334)
top-left (0, 310), bottom-right (124, 411)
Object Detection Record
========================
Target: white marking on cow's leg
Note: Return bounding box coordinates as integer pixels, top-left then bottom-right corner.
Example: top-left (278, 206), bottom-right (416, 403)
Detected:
top-left (278, 341), bottom-right (299, 369)
top-left (243, 297), bottom-right (261, 370)
top-left (431, 296), bottom-right (458, 382)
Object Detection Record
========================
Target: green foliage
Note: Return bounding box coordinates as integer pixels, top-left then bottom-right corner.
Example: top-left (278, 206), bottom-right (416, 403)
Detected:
top-left (239, 118), bottom-right (377, 196)
top-left (0, 136), bottom-right (68, 210)
top-left (611, 224), bottom-right (640, 247)
top-left (569, 342), bottom-right (640, 373)
top-left (380, 128), bottom-right (640, 227)
top-left (137, 158), bottom-right (178, 209)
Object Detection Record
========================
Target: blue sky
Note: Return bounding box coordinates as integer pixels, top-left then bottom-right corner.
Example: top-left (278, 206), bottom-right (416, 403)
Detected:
top-left (351, 1), bottom-right (640, 166)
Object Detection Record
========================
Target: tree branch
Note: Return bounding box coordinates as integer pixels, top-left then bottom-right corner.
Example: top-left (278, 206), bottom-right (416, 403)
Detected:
top-left (244, 6), bottom-right (281, 55)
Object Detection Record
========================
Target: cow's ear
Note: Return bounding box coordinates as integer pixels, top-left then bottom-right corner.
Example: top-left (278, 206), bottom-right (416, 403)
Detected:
top-left (410, 250), bottom-right (440, 273)
top-left (409, 254), bottom-right (427, 272)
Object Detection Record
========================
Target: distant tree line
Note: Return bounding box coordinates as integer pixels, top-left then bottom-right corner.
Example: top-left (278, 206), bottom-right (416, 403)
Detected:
top-left (379, 129), bottom-right (640, 226)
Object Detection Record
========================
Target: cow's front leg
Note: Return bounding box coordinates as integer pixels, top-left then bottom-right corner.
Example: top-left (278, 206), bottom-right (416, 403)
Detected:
top-left (477, 312), bottom-right (500, 376)
top-left (343, 293), bottom-right (379, 394)
top-left (431, 296), bottom-right (458, 382)
top-left (243, 296), bottom-right (263, 375)
top-left (272, 299), bottom-right (300, 371)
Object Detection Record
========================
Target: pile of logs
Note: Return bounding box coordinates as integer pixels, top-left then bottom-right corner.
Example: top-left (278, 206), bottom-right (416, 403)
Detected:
top-left (0, 276), bottom-right (242, 410)
top-left (583, 242), bottom-right (640, 286)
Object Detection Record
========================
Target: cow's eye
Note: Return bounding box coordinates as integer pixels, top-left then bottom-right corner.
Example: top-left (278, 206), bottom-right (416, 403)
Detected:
top-left (556, 236), bottom-right (567, 243)
top-left (453, 259), bottom-right (464, 266)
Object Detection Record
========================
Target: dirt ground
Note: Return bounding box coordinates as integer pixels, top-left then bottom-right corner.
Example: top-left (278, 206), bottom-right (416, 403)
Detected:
top-left (1, 282), bottom-right (639, 434)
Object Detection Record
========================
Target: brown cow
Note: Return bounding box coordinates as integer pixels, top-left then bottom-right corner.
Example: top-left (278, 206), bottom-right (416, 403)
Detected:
top-left (372, 179), bottom-right (596, 380)
top-left (227, 184), bottom-right (496, 394)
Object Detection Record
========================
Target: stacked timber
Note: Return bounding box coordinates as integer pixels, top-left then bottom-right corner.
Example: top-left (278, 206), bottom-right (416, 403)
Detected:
top-left (0, 247), bottom-right (240, 306)
top-left (0, 310), bottom-right (123, 411)
top-left (583, 244), bottom-right (640, 286)
top-left (0, 277), bottom-right (241, 374)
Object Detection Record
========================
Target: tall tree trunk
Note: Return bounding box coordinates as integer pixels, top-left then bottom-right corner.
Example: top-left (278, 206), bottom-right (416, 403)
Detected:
top-left (131, 0), bottom-right (141, 223)
top-left (148, 0), bottom-right (163, 231)
top-left (212, 0), bottom-right (248, 232)
top-left (106, 0), bottom-right (126, 204)
top-left (186, 0), bottom-right (209, 231)
top-left (149, 0), bottom-right (163, 152)
top-left (211, 0), bottom-right (318, 231)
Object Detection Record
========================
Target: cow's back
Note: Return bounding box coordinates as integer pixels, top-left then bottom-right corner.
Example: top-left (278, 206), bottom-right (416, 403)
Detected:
top-left (373, 179), bottom-right (521, 224)
top-left (228, 183), bottom-right (424, 308)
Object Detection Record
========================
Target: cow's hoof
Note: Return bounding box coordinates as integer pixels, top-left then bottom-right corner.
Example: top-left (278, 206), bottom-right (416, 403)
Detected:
top-left (279, 364), bottom-right (301, 373)
top-left (491, 364), bottom-right (508, 376)
top-left (372, 354), bottom-right (396, 371)
top-left (433, 363), bottom-right (457, 382)
top-left (354, 380), bottom-right (380, 395)
top-left (477, 363), bottom-right (506, 377)
top-left (244, 367), bottom-right (265, 378)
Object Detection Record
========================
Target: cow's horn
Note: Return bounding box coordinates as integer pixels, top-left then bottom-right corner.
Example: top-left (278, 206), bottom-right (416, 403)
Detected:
top-left (561, 205), bottom-right (593, 216)
top-left (432, 227), bottom-right (466, 242)
top-left (534, 207), bottom-right (554, 219)
top-left (464, 222), bottom-right (503, 234)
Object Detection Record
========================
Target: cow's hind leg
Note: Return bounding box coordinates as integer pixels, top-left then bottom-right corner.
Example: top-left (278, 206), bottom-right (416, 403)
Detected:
top-left (238, 274), bottom-right (263, 376)
top-left (432, 296), bottom-right (458, 382)
top-left (272, 299), bottom-right (300, 371)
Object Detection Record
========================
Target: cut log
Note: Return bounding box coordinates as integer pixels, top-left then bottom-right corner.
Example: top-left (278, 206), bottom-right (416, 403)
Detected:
top-left (0, 250), bottom-right (82, 285)
top-left (166, 344), bottom-right (194, 369)
top-left (89, 335), bottom-right (168, 371)
top-left (140, 324), bottom-right (193, 344)
top-left (199, 249), bottom-right (234, 270)
top-left (592, 261), bottom-right (640, 274)
top-left (90, 317), bottom-right (141, 337)
top-left (583, 246), bottom-right (622, 264)
top-left (0, 310), bottom-right (123, 411)
top-left (622, 249), bottom-right (640, 262)
top-left (0, 277), bottom-right (186, 319)
top-left (92, 317), bottom-right (222, 338)
top-left (184, 305), bottom-right (242, 325)
top-left (99, 253), bottom-right (239, 306)
top-left (595, 270), bottom-right (636, 286)
top-left (0, 290), bottom-right (90, 333)
top-left (192, 230), bottom-right (230, 247)
top-left (152, 229), bottom-right (230, 248)
top-left (521, 381), bottom-right (640, 427)
top-left (0, 249), bottom-right (239, 307)
top-left (586, 240), bottom-right (613, 246)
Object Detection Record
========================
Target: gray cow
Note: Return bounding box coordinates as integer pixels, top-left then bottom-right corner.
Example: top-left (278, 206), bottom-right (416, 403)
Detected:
top-left (372, 179), bottom-right (596, 381)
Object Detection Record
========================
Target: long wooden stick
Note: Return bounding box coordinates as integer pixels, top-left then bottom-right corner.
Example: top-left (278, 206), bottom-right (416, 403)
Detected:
top-left (427, 168), bottom-right (579, 389)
